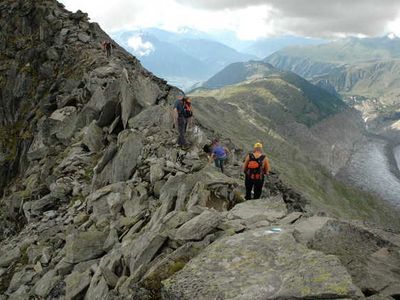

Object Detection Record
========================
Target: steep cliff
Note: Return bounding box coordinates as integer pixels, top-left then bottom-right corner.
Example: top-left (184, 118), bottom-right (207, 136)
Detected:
top-left (0, 0), bottom-right (180, 234)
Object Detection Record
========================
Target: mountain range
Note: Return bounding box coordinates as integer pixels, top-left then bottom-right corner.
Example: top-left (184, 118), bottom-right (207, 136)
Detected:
top-left (112, 29), bottom-right (256, 90)
top-left (265, 34), bottom-right (400, 142)
top-left (265, 35), bottom-right (400, 98)
top-left (112, 28), bottom-right (325, 90)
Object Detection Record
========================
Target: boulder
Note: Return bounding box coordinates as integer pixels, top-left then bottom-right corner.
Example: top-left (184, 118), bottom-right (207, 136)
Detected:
top-left (128, 105), bottom-right (171, 130)
top-left (162, 211), bottom-right (197, 230)
top-left (65, 269), bottom-right (92, 300)
top-left (94, 143), bottom-right (118, 175)
top-left (122, 184), bottom-right (148, 218)
top-left (293, 216), bottom-right (332, 244)
top-left (172, 210), bottom-right (222, 241)
top-left (33, 269), bottom-right (60, 298)
top-left (78, 32), bottom-right (90, 43)
top-left (126, 231), bottom-right (167, 275)
top-left (97, 131), bottom-right (143, 184)
top-left (0, 246), bottom-right (21, 268)
top-left (121, 73), bottom-right (163, 128)
top-left (49, 106), bottom-right (77, 121)
top-left (97, 101), bottom-right (118, 127)
top-left (82, 121), bottom-right (104, 152)
top-left (309, 220), bottom-right (400, 297)
top-left (227, 196), bottom-right (287, 223)
top-left (64, 230), bottom-right (108, 263)
top-left (7, 268), bottom-right (35, 293)
top-left (150, 159), bottom-right (165, 183)
top-left (88, 182), bottom-right (131, 221)
top-left (162, 229), bottom-right (362, 299)
top-left (23, 194), bottom-right (59, 222)
top-left (120, 79), bottom-right (142, 128)
top-left (141, 241), bottom-right (210, 291)
top-left (85, 271), bottom-right (109, 300)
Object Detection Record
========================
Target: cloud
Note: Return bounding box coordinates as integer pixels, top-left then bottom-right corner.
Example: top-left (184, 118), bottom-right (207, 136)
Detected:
top-left (177, 0), bottom-right (400, 37)
top-left (59, 0), bottom-right (400, 39)
top-left (59, 0), bottom-right (275, 40)
top-left (127, 36), bottom-right (155, 56)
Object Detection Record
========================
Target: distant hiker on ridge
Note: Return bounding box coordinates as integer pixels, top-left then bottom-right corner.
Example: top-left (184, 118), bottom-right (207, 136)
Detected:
top-left (209, 139), bottom-right (230, 173)
top-left (173, 95), bottom-right (193, 149)
top-left (242, 143), bottom-right (271, 200)
top-left (102, 40), bottom-right (113, 58)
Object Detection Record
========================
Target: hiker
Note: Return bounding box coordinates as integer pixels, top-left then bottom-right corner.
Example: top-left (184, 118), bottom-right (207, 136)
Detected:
top-left (242, 143), bottom-right (271, 200)
top-left (209, 139), bottom-right (229, 173)
top-left (173, 95), bottom-right (193, 149)
top-left (102, 40), bottom-right (112, 58)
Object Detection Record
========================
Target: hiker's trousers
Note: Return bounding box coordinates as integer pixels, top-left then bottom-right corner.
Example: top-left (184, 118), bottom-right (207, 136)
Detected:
top-left (245, 176), bottom-right (264, 200)
top-left (177, 117), bottom-right (187, 146)
top-left (214, 157), bottom-right (227, 173)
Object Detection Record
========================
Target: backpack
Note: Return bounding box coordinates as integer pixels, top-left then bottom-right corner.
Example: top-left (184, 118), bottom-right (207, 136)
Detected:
top-left (181, 98), bottom-right (193, 118)
top-left (203, 144), bottom-right (212, 154)
top-left (246, 153), bottom-right (265, 180)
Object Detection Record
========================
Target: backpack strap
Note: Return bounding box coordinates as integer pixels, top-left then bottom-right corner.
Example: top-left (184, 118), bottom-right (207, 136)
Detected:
top-left (257, 155), bottom-right (265, 164)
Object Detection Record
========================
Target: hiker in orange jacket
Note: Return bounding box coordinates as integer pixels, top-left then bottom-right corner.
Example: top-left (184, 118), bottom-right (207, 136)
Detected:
top-left (242, 143), bottom-right (271, 200)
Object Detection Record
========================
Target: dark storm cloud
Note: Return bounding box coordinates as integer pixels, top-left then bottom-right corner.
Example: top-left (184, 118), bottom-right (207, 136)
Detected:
top-left (177, 0), bottom-right (400, 37)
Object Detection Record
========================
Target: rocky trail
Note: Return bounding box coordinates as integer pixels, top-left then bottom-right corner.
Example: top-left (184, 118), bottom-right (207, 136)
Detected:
top-left (1, 1), bottom-right (400, 299)
top-left (2, 110), bottom-right (400, 299)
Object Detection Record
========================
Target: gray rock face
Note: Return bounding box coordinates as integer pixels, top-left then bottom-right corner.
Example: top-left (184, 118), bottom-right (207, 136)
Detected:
top-left (227, 196), bottom-right (287, 223)
top-left (150, 159), bottom-right (165, 183)
top-left (173, 210), bottom-right (223, 241)
top-left (96, 131), bottom-right (143, 184)
top-left (33, 269), bottom-right (60, 298)
top-left (310, 220), bottom-right (400, 297)
top-left (8, 268), bottom-right (35, 293)
top-left (126, 231), bottom-right (167, 275)
top-left (65, 230), bottom-right (108, 263)
top-left (65, 269), bottom-right (92, 299)
top-left (82, 121), bottom-right (104, 152)
top-left (23, 194), bottom-right (59, 222)
top-left (162, 228), bottom-right (362, 300)
top-left (0, 246), bottom-right (21, 268)
top-left (78, 32), bottom-right (90, 43)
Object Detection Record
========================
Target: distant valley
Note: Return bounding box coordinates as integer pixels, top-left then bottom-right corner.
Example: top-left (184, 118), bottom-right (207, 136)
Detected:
top-left (194, 58), bottom-right (400, 207)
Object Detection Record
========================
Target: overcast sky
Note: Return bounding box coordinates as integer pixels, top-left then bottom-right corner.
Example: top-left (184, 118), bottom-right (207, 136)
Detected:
top-left (60, 0), bottom-right (400, 40)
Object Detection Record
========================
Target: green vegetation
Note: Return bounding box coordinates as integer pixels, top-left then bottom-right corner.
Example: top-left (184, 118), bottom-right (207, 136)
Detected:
top-left (192, 77), bottom-right (400, 230)
top-left (197, 61), bottom-right (345, 126)
top-left (0, 121), bottom-right (32, 162)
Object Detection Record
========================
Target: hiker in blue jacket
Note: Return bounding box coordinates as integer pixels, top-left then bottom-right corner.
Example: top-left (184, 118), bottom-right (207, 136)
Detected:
top-left (209, 139), bottom-right (230, 173)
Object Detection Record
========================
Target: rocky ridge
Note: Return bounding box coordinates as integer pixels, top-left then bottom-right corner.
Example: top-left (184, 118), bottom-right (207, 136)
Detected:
top-left (1, 1), bottom-right (400, 299)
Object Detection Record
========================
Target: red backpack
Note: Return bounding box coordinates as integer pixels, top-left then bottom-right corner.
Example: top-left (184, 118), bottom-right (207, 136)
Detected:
top-left (246, 153), bottom-right (265, 180)
top-left (181, 98), bottom-right (193, 118)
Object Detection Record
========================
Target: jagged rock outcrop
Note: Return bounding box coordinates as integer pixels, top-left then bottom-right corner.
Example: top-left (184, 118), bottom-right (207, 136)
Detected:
top-left (1, 1), bottom-right (400, 300)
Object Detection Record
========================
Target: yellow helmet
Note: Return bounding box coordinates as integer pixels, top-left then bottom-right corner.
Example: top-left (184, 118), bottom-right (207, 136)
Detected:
top-left (254, 142), bottom-right (263, 148)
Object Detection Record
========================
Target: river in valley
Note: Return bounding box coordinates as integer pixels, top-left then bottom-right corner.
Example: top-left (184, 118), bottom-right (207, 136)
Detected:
top-left (339, 137), bottom-right (400, 207)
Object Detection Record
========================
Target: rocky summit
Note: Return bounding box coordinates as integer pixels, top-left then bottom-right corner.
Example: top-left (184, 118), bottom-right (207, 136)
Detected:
top-left (1, 1), bottom-right (400, 300)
